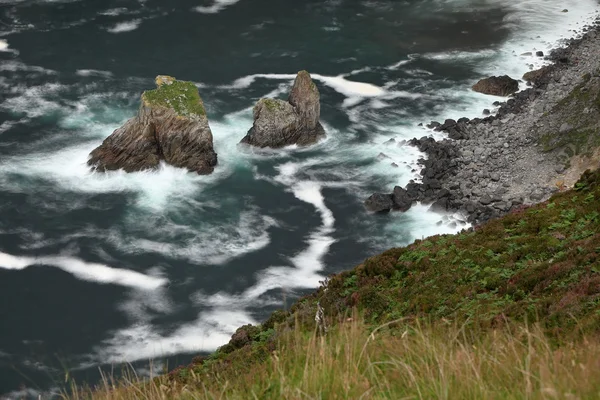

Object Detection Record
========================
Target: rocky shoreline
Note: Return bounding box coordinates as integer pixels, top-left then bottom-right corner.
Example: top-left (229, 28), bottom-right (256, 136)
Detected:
top-left (368, 16), bottom-right (600, 225)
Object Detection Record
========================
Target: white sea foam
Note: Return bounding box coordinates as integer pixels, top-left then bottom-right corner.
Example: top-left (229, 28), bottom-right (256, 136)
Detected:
top-left (92, 160), bottom-right (339, 365)
top-left (94, 309), bottom-right (254, 363)
top-left (107, 20), bottom-right (141, 33)
top-left (0, 60), bottom-right (56, 75)
top-left (100, 8), bottom-right (130, 16)
top-left (0, 143), bottom-right (211, 211)
top-left (228, 72), bottom-right (386, 98)
top-left (76, 69), bottom-right (113, 78)
top-left (0, 39), bottom-right (9, 51)
top-left (0, 82), bottom-right (67, 118)
top-left (419, 0), bottom-right (600, 87)
top-left (110, 209), bottom-right (277, 265)
top-left (194, 0), bottom-right (241, 14)
top-left (0, 252), bottom-right (167, 290)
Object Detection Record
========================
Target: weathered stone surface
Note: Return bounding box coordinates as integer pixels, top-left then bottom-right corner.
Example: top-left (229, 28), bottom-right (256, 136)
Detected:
top-left (523, 66), bottom-right (553, 85)
top-left (472, 75), bottom-right (519, 96)
top-left (241, 70), bottom-right (326, 148)
top-left (88, 76), bottom-right (217, 174)
top-left (392, 186), bottom-right (412, 212)
top-left (364, 193), bottom-right (394, 213)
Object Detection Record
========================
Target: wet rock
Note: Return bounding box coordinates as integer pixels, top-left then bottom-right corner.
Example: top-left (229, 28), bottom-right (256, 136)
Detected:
top-left (88, 75), bottom-right (218, 175)
top-left (426, 121), bottom-right (441, 130)
top-left (472, 75), bottom-right (519, 96)
top-left (240, 70), bottom-right (326, 148)
top-left (430, 197), bottom-right (448, 212)
top-left (364, 193), bottom-right (394, 213)
top-left (392, 186), bottom-right (412, 212)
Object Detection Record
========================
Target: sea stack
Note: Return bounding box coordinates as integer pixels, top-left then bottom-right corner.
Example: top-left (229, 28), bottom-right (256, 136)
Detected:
top-left (240, 70), bottom-right (326, 148)
top-left (88, 75), bottom-right (218, 174)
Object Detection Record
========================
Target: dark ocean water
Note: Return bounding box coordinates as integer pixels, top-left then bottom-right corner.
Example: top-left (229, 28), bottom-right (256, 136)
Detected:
top-left (0, 0), bottom-right (598, 397)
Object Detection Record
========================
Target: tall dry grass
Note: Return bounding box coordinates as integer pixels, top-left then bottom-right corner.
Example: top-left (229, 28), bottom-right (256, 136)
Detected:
top-left (64, 318), bottom-right (600, 400)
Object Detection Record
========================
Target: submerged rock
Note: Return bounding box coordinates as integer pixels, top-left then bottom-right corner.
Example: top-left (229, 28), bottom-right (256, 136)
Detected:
top-left (240, 70), bottom-right (326, 148)
top-left (472, 75), bottom-right (519, 96)
top-left (88, 75), bottom-right (217, 174)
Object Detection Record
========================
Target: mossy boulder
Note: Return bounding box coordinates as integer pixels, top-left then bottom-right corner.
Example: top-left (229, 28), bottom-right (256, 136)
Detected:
top-left (88, 75), bottom-right (217, 174)
top-left (240, 70), bottom-right (326, 148)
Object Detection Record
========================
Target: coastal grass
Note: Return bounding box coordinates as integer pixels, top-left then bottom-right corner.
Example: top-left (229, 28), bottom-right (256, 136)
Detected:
top-left (142, 80), bottom-right (206, 118)
top-left (64, 169), bottom-right (600, 399)
top-left (64, 318), bottom-right (600, 399)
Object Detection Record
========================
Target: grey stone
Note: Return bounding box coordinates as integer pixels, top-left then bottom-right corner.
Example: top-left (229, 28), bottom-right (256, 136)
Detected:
top-left (88, 75), bottom-right (218, 175)
top-left (480, 195), bottom-right (493, 205)
top-left (364, 193), bottom-right (393, 213)
top-left (559, 123), bottom-right (572, 133)
top-left (241, 71), bottom-right (326, 148)
top-left (392, 186), bottom-right (413, 212)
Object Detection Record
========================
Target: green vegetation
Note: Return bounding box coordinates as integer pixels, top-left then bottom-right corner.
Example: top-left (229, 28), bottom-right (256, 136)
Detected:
top-left (64, 169), bottom-right (600, 399)
top-left (539, 71), bottom-right (600, 160)
top-left (142, 79), bottom-right (206, 118)
top-left (259, 98), bottom-right (287, 112)
top-left (67, 319), bottom-right (600, 400)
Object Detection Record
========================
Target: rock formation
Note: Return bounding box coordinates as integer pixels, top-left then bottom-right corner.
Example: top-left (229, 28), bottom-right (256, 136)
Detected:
top-left (240, 70), bottom-right (326, 148)
top-left (522, 66), bottom-right (552, 85)
top-left (364, 22), bottom-right (600, 224)
top-left (472, 75), bottom-right (519, 96)
top-left (364, 186), bottom-right (413, 213)
top-left (88, 75), bottom-right (218, 174)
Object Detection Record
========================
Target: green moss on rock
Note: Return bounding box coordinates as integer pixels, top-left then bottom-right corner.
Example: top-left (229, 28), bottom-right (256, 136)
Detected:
top-left (258, 98), bottom-right (287, 112)
top-left (142, 76), bottom-right (206, 118)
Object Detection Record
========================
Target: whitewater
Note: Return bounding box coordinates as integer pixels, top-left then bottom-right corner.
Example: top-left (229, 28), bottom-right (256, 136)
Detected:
top-left (0, 0), bottom-right (599, 396)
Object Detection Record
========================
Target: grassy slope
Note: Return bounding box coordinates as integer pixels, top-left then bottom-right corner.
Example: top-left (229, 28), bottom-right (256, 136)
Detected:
top-left (65, 169), bottom-right (600, 399)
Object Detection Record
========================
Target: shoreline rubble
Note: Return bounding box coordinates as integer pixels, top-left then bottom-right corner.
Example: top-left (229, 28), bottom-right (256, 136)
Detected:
top-left (368, 17), bottom-right (600, 225)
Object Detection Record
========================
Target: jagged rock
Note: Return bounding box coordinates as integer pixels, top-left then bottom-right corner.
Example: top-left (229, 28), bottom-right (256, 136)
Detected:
top-left (429, 197), bottom-right (448, 212)
top-left (523, 66), bottom-right (552, 85)
top-left (88, 75), bottom-right (217, 174)
top-left (364, 193), bottom-right (394, 213)
top-left (241, 70), bottom-right (326, 148)
top-left (392, 186), bottom-right (412, 212)
top-left (472, 75), bottom-right (519, 96)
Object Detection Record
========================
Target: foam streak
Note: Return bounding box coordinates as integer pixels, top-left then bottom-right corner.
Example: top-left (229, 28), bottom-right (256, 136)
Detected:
top-left (0, 252), bottom-right (167, 290)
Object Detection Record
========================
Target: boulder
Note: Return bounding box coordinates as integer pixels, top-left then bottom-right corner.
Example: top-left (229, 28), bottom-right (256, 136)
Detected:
top-left (241, 70), bottom-right (326, 148)
top-left (364, 193), bottom-right (394, 213)
top-left (88, 75), bottom-right (217, 174)
top-left (472, 75), bottom-right (519, 96)
top-left (392, 186), bottom-right (412, 212)
top-left (429, 197), bottom-right (448, 212)
top-left (522, 66), bottom-right (552, 85)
